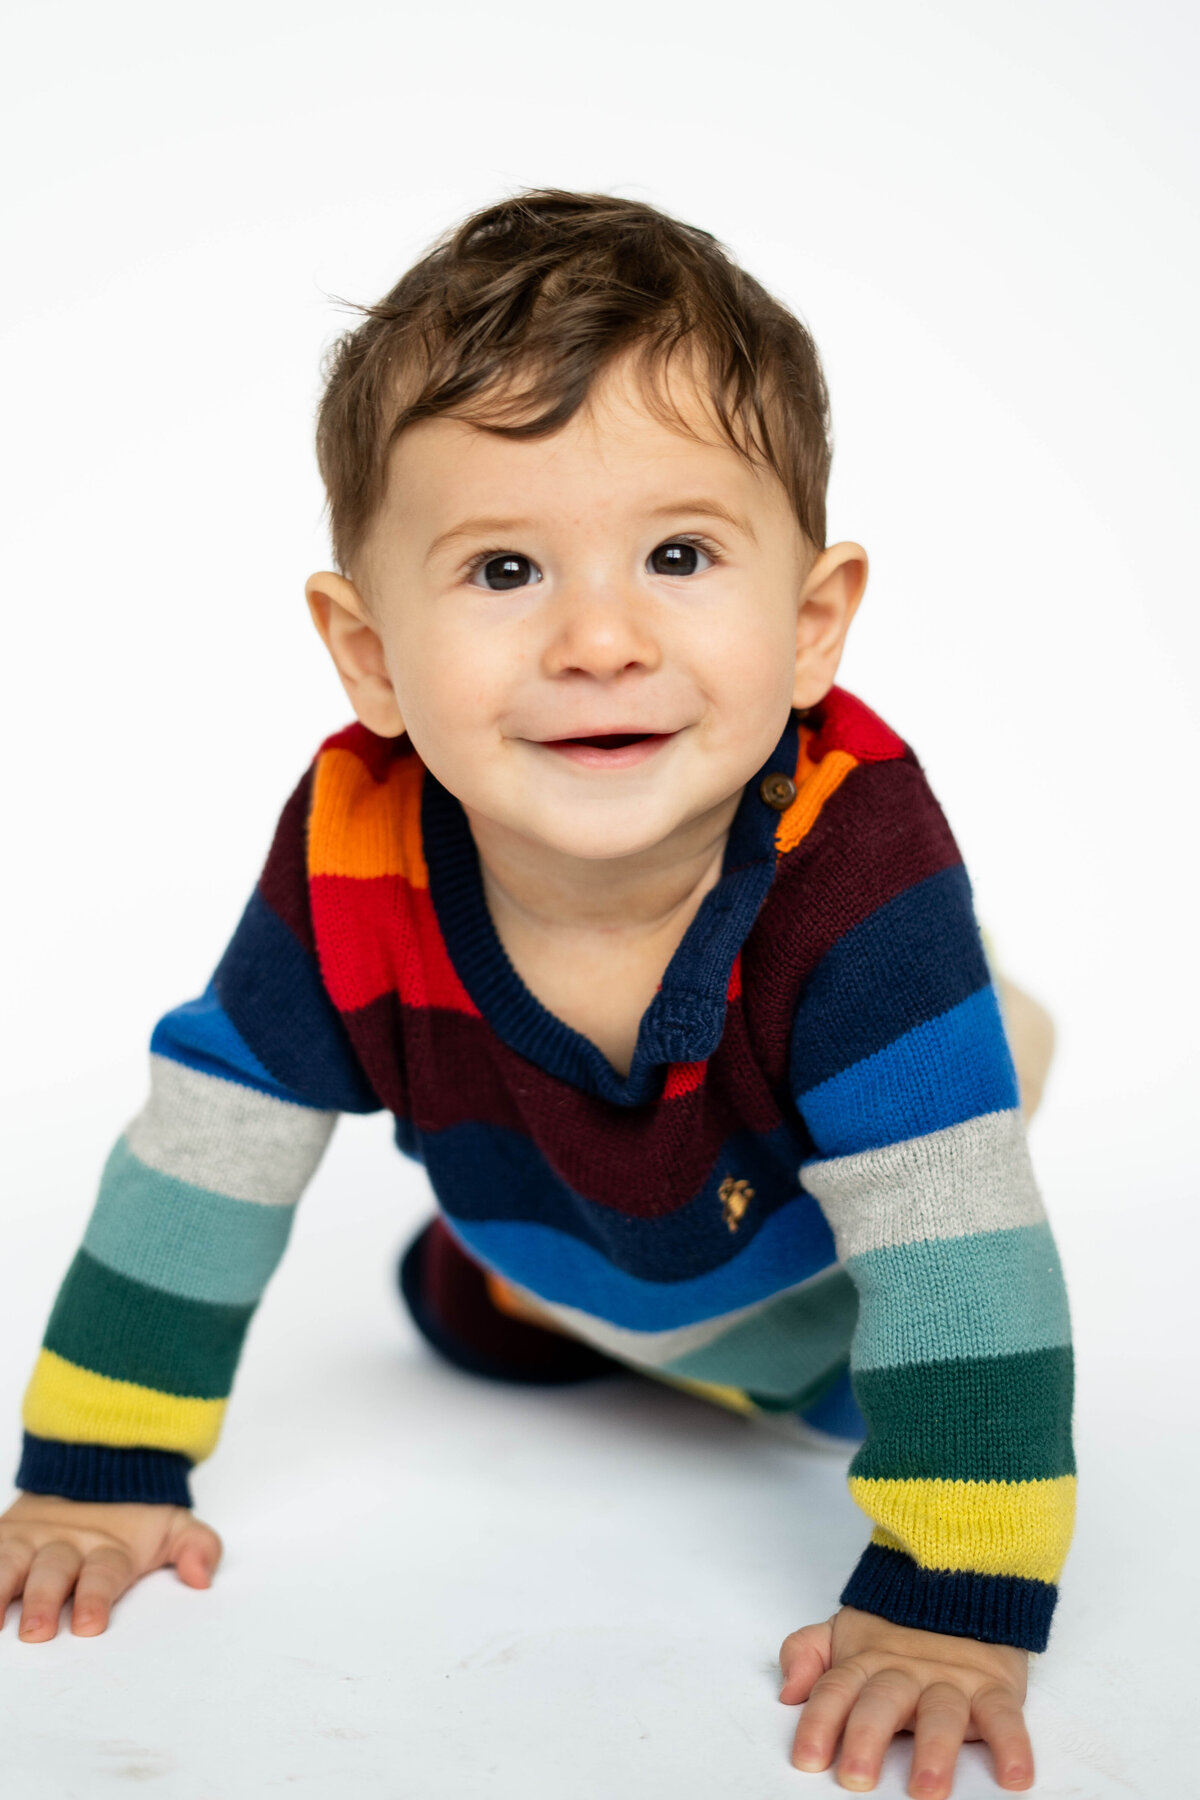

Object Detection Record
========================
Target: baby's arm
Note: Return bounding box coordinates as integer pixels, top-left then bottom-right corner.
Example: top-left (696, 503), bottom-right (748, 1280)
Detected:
top-left (781, 755), bottom-right (1073, 1792)
top-left (5, 765), bottom-right (380, 1640)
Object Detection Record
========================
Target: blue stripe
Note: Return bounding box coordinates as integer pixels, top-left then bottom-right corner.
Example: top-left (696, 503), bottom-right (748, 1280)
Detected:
top-left (847, 1223), bottom-right (1072, 1371)
top-left (789, 864), bottom-right (990, 1092)
top-left (441, 1194), bottom-right (840, 1331)
top-left (424, 1119), bottom-right (822, 1282)
top-left (152, 983), bottom-right (311, 1106)
top-left (214, 888), bottom-right (378, 1113)
top-left (797, 986), bottom-right (1019, 1157)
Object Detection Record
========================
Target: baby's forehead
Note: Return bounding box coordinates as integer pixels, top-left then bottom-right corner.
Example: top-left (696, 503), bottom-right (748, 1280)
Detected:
top-left (387, 353), bottom-right (779, 514)
top-left (387, 408), bottom-right (780, 548)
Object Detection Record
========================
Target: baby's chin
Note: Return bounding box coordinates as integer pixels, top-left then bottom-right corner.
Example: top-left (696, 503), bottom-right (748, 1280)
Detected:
top-left (477, 790), bottom-right (731, 866)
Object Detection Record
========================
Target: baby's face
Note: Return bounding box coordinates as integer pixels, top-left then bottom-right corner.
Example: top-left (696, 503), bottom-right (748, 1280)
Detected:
top-left (338, 354), bottom-right (842, 865)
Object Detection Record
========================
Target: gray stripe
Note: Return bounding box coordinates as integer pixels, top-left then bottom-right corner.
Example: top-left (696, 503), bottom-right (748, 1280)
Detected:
top-left (507, 1266), bottom-right (845, 1370)
top-left (800, 1108), bottom-right (1044, 1261)
top-left (126, 1054), bottom-right (337, 1207)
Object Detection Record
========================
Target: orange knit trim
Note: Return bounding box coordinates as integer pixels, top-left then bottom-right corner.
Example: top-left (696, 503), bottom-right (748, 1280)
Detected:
top-left (308, 746), bottom-right (428, 884)
top-left (774, 733), bottom-right (860, 857)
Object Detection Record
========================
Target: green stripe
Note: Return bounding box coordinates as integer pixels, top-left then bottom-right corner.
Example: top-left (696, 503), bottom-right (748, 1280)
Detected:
top-left (848, 1222), bottom-right (1071, 1370)
top-left (664, 1267), bottom-right (858, 1398)
top-left (849, 1347), bottom-right (1075, 1481)
top-left (43, 1249), bottom-right (254, 1400)
top-left (83, 1137), bottom-right (297, 1305)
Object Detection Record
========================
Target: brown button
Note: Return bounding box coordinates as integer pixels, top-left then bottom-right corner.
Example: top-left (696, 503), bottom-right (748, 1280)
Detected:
top-left (759, 772), bottom-right (796, 811)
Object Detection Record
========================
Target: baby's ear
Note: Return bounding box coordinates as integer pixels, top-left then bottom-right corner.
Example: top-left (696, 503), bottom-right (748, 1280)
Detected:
top-left (791, 541), bottom-right (868, 712)
top-left (304, 571), bottom-right (406, 737)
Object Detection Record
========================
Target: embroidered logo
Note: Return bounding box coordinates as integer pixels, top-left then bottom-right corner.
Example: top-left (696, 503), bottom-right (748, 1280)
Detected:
top-left (719, 1176), bottom-right (755, 1232)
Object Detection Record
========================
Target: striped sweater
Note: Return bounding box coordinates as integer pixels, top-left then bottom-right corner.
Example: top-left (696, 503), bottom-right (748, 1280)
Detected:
top-left (16, 687), bottom-right (1074, 1651)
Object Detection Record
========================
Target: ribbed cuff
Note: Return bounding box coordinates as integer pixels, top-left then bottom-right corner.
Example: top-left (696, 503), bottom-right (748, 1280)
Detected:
top-left (841, 1542), bottom-right (1057, 1652)
top-left (15, 1432), bottom-right (194, 1507)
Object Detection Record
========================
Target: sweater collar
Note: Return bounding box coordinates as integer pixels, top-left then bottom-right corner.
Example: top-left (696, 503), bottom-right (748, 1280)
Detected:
top-left (421, 715), bottom-right (798, 1105)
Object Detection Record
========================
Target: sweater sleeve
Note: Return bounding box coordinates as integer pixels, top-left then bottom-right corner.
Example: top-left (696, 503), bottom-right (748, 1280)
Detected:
top-left (789, 775), bottom-right (1075, 1653)
top-left (16, 767), bottom-right (382, 1508)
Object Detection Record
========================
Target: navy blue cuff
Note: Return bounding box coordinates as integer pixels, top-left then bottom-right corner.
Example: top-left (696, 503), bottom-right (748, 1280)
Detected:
top-left (15, 1432), bottom-right (194, 1507)
top-left (841, 1542), bottom-right (1057, 1652)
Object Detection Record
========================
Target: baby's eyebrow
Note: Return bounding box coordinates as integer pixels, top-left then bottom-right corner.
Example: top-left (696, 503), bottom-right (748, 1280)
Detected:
top-left (424, 499), bottom-right (756, 564)
top-left (425, 516), bottom-right (536, 562)
top-left (647, 498), bottom-right (757, 541)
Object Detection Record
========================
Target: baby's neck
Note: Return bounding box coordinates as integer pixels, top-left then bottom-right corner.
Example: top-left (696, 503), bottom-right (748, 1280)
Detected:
top-left (465, 794), bottom-right (739, 949)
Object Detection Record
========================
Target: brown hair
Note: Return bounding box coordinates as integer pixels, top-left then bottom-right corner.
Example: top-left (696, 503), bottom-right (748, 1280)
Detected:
top-left (315, 189), bottom-right (832, 580)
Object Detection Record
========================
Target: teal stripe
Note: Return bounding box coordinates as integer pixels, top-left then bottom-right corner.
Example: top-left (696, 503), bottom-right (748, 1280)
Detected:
top-left (43, 1248), bottom-right (253, 1400)
top-left (850, 1348), bottom-right (1075, 1481)
top-left (848, 1222), bottom-right (1070, 1371)
top-left (83, 1137), bottom-right (298, 1306)
top-left (664, 1267), bottom-right (858, 1398)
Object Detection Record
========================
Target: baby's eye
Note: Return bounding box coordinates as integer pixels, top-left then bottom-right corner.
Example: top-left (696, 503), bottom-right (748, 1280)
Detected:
top-left (647, 539), bottom-right (715, 577)
top-left (468, 552), bottom-right (543, 591)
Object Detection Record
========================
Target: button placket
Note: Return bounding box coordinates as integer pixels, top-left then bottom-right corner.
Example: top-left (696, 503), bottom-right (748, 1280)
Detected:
top-left (759, 772), bottom-right (796, 811)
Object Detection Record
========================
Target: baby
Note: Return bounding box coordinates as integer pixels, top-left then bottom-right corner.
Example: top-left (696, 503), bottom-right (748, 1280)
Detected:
top-left (1, 190), bottom-right (1072, 1797)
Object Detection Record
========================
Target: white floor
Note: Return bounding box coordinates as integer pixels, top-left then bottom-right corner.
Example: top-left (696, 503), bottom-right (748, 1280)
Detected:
top-left (1, 1067), bottom-right (1194, 1800)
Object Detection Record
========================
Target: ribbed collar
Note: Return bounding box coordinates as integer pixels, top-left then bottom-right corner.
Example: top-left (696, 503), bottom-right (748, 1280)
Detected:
top-left (421, 715), bottom-right (798, 1106)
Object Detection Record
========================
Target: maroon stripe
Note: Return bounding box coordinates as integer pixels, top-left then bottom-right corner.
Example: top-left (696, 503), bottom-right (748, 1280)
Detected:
top-left (257, 766), bottom-right (317, 953)
top-left (343, 995), bottom-right (794, 1219)
top-left (743, 756), bottom-right (962, 1085)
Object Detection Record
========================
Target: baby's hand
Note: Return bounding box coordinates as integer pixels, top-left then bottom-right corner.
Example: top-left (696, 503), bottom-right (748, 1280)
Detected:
top-left (0, 1490), bottom-right (222, 1642)
top-left (778, 1605), bottom-right (1031, 1796)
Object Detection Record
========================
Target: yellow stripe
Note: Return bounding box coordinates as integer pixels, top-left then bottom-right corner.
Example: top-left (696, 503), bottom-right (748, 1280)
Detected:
top-left (849, 1474), bottom-right (1076, 1585)
top-left (22, 1349), bottom-right (226, 1463)
top-left (775, 747), bottom-right (859, 856)
top-left (308, 746), bottom-right (428, 884)
top-left (646, 1368), bottom-right (760, 1417)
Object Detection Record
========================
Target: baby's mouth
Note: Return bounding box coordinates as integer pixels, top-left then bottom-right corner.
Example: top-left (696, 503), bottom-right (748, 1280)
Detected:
top-left (536, 730), bottom-right (675, 768)
top-left (553, 732), bottom-right (651, 749)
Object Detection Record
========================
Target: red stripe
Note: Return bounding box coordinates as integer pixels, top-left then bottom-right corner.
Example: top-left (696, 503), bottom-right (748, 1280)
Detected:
top-left (814, 686), bottom-right (906, 764)
top-left (310, 874), bottom-right (479, 1015)
top-left (663, 1061), bottom-right (707, 1099)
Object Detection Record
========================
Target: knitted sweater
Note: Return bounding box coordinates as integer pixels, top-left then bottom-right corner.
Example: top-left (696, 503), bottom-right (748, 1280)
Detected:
top-left (16, 687), bottom-right (1074, 1651)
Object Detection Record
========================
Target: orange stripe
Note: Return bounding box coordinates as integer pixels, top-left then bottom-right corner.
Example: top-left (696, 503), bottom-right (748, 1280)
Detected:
top-left (308, 747), bottom-right (428, 884)
top-left (484, 1272), bottom-right (572, 1333)
top-left (774, 734), bottom-right (859, 857)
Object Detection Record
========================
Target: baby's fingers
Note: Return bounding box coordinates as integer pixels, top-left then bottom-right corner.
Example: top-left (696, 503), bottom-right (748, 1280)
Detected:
top-left (973, 1684), bottom-right (1034, 1791)
top-left (906, 1682), bottom-right (971, 1798)
top-left (163, 1516), bottom-right (223, 1589)
top-left (71, 1544), bottom-right (137, 1637)
top-left (790, 1663), bottom-right (868, 1774)
top-left (779, 1619), bottom-right (834, 1703)
top-left (0, 1539), bottom-right (36, 1631)
top-left (16, 1540), bottom-right (84, 1642)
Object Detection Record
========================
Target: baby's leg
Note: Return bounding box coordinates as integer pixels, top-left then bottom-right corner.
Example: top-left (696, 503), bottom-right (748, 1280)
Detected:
top-left (397, 1217), bottom-right (623, 1385)
top-left (995, 975), bottom-right (1056, 1120)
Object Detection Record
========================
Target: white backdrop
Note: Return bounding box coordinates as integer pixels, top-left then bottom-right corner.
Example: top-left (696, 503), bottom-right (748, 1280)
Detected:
top-left (1, 3), bottom-right (1196, 1795)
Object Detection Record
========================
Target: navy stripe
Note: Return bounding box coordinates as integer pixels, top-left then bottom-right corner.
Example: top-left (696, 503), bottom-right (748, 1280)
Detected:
top-left (152, 982), bottom-right (314, 1106)
top-left (16, 1431), bottom-right (194, 1507)
top-left (214, 887), bottom-right (379, 1113)
top-left (424, 1119), bottom-right (832, 1282)
top-left (841, 1542), bottom-right (1056, 1651)
top-left (789, 864), bottom-right (990, 1093)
